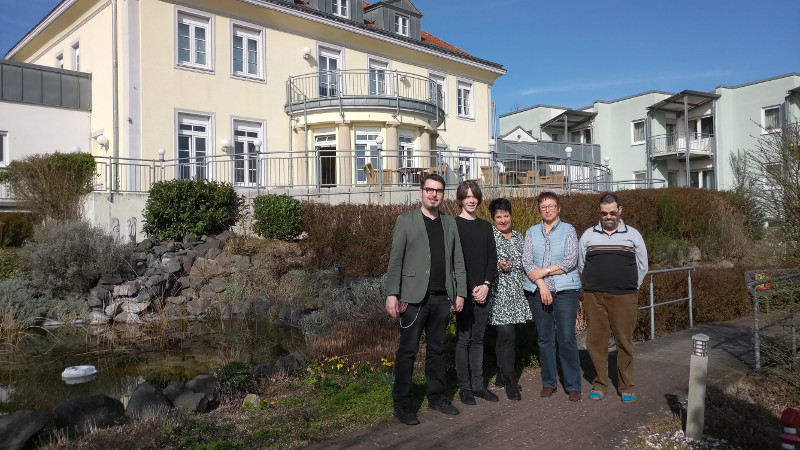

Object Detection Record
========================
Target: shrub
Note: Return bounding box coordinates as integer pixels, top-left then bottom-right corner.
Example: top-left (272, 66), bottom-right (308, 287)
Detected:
top-left (0, 249), bottom-right (20, 280)
top-left (0, 152), bottom-right (95, 223)
top-left (19, 221), bottom-right (129, 295)
top-left (0, 277), bottom-right (49, 329)
top-left (252, 194), bottom-right (303, 240)
top-left (0, 213), bottom-right (35, 247)
top-left (143, 179), bottom-right (243, 241)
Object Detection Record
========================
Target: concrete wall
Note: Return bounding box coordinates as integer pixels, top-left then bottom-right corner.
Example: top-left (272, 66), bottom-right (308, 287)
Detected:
top-left (0, 101), bottom-right (90, 164)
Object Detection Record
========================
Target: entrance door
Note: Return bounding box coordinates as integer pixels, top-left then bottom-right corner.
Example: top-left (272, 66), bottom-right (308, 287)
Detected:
top-left (355, 130), bottom-right (380, 184)
top-left (315, 134), bottom-right (337, 187)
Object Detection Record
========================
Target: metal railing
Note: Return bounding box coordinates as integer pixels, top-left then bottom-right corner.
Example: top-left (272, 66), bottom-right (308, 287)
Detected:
top-left (639, 266), bottom-right (695, 340)
top-left (649, 132), bottom-right (715, 156)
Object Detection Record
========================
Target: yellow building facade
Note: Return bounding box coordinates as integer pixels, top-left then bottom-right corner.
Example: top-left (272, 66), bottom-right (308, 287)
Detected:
top-left (6, 0), bottom-right (505, 190)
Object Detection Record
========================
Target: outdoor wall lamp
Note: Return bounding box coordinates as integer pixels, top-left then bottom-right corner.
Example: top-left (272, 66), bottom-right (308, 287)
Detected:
top-left (157, 148), bottom-right (166, 161)
top-left (253, 138), bottom-right (263, 149)
top-left (302, 47), bottom-right (311, 60)
top-left (221, 138), bottom-right (231, 153)
top-left (71, 146), bottom-right (82, 153)
top-left (375, 135), bottom-right (384, 151)
top-left (565, 146), bottom-right (573, 158)
top-left (95, 134), bottom-right (109, 150)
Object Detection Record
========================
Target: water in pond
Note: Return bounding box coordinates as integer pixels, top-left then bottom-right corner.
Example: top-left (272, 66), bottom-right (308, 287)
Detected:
top-left (0, 320), bottom-right (305, 413)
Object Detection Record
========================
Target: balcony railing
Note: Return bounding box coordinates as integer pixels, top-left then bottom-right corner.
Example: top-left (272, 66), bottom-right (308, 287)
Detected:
top-left (649, 132), bottom-right (715, 157)
top-left (286, 70), bottom-right (444, 123)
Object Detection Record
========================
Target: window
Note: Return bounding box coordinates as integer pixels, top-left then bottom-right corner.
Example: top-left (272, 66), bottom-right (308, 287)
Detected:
top-left (177, 11), bottom-right (212, 70)
top-left (394, 14), bottom-right (409, 36)
top-left (368, 59), bottom-right (388, 95)
top-left (318, 47), bottom-right (340, 97)
top-left (332, 0), bottom-right (349, 18)
top-left (398, 132), bottom-right (415, 184)
top-left (355, 129), bottom-right (381, 184)
top-left (55, 53), bottom-right (64, 69)
top-left (71, 42), bottom-right (80, 71)
top-left (571, 131), bottom-right (581, 143)
top-left (0, 131), bottom-right (6, 165)
top-left (457, 147), bottom-right (476, 180)
top-left (632, 120), bottom-right (645, 144)
top-left (633, 171), bottom-right (646, 188)
top-left (763, 106), bottom-right (780, 133)
top-left (315, 132), bottom-right (337, 187)
top-left (582, 129), bottom-right (592, 144)
top-left (457, 81), bottom-right (473, 118)
top-left (232, 25), bottom-right (262, 78)
top-left (429, 73), bottom-right (447, 114)
top-left (233, 120), bottom-right (262, 186)
top-left (551, 133), bottom-right (559, 142)
top-left (667, 171), bottom-right (678, 187)
top-left (177, 113), bottom-right (210, 179)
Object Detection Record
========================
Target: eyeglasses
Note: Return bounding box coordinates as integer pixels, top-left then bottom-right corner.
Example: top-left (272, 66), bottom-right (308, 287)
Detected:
top-left (423, 187), bottom-right (445, 195)
top-left (600, 210), bottom-right (619, 217)
top-left (539, 204), bottom-right (558, 211)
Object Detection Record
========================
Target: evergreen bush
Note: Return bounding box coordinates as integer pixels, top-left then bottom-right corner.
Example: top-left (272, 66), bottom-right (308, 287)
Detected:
top-left (252, 194), bottom-right (302, 240)
top-left (19, 221), bottom-right (129, 295)
top-left (0, 152), bottom-right (95, 223)
top-left (0, 213), bottom-right (35, 247)
top-left (142, 179), bottom-right (243, 241)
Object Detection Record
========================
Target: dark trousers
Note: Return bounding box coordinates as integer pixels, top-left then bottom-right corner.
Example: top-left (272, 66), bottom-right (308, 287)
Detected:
top-left (392, 294), bottom-right (451, 407)
top-left (495, 323), bottom-right (516, 378)
top-left (455, 297), bottom-right (491, 390)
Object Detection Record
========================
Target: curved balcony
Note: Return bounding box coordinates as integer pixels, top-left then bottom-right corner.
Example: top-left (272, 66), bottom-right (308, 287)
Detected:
top-left (285, 70), bottom-right (444, 125)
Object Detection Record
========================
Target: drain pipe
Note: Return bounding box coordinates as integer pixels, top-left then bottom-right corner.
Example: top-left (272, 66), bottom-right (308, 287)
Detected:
top-left (111, 0), bottom-right (120, 195)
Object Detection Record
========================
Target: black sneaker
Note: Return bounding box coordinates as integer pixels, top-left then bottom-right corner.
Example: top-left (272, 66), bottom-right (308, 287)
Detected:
top-left (459, 389), bottom-right (476, 405)
top-left (473, 388), bottom-right (500, 402)
top-left (429, 398), bottom-right (460, 415)
top-left (393, 405), bottom-right (420, 425)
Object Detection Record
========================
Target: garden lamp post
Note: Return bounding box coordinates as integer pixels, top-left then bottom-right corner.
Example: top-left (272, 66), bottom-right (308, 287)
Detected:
top-left (686, 333), bottom-right (710, 440)
top-left (565, 146), bottom-right (572, 193)
top-left (376, 135), bottom-right (384, 193)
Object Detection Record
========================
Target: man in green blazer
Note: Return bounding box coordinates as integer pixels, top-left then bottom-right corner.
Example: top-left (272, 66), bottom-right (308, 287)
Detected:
top-left (385, 173), bottom-right (467, 425)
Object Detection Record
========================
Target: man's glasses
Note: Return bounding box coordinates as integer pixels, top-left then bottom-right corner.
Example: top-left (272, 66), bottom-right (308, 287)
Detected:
top-left (423, 187), bottom-right (445, 195)
top-left (539, 204), bottom-right (558, 211)
top-left (600, 210), bottom-right (619, 217)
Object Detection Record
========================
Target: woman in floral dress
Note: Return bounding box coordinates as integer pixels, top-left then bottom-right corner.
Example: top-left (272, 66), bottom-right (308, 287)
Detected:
top-left (488, 198), bottom-right (532, 400)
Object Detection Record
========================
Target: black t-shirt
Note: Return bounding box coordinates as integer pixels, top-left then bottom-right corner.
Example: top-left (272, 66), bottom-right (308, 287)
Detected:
top-left (423, 211), bottom-right (446, 292)
top-left (455, 216), bottom-right (497, 291)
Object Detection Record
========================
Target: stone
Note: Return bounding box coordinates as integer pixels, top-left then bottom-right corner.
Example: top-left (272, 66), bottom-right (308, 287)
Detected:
top-left (145, 274), bottom-right (165, 288)
top-left (185, 374), bottom-right (219, 403)
top-left (89, 310), bottom-right (109, 325)
top-left (185, 297), bottom-right (211, 316)
top-left (206, 247), bottom-right (222, 260)
top-left (277, 354), bottom-right (301, 375)
top-left (277, 306), bottom-right (295, 325)
top-left (114, 311), bottom-right (143, 324)
top-left (131, 251), bottom-right (148, 261)
top-left (189, 276), bottom-right (205, 289)
top-left (289, 351), bottom-right (308, 368)
top-left (207, 277), bottom-right (228, 294)
top-left (87, 294), bottom-right (104, 308)
top-left (53, 394), bottom-right (124, 432)
top-left (242, 393), bottom-right (260, 409)
top-left (173, 391), bottom-right (208, 413)
top-left (90, 285), bottom-right (110, 300)
top-left (0, 410), bottom-right (52, 450)
top-left (153, 245), bottom-right (169, 256)
top-left (177, 255), bottom-right (196, 274)
top-left (166, 295), bottom-right (188, 305)
top-left (146, 253), bottom-right (158, 267)
top-left (719, 260), bottom-right (735, 269)
top-left (137, 289), bottom-right (155, 303)
top-left (162, 381), bottom-right (189, 403)
top-left (121, 300), bottom-right (150, 314)
top-left (136, 238), bottom-right (155, 251)
top-left (125, 382), bottom-right (173, 420)
top-left (105, 300), bottom-right (121, 316)
top-left (113, 281), bottom-right (141, 298)
top-left (190, 257), bottom-right (220, 278)
top-left (164, 258), bottom-right (182, 274)
top-left (216, 230), bottom-right (233, 242)
top-left (252, 300), bottom-right (272, 319)
top-left (252, 363), bottom-right (279, 381)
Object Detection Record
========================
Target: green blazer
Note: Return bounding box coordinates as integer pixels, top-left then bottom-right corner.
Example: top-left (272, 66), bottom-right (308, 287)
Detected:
top-left (386, 209), bottom-right (467, 304)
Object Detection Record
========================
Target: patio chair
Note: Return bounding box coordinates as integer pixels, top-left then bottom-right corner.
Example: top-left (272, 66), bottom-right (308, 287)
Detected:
top-left (363, 163), bottom-right (378, 185)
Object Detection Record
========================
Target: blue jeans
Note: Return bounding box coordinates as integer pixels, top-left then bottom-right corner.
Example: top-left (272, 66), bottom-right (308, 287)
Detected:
top-left (392, 294), bottom-right (451, 407)
top-left (527, 289), bottom-right (581, 392)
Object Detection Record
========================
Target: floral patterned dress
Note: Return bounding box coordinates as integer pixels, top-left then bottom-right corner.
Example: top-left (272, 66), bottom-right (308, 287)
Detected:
top-left (489, 228), bottom-right (533, 325)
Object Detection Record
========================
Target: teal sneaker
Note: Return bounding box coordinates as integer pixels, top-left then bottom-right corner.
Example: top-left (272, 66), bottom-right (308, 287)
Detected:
top-left (621, 393), bottom-right (637, 403)
top-left (588, 390), bottom-right (605, 401)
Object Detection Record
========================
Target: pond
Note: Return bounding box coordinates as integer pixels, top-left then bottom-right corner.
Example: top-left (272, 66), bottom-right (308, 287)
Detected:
top-left (0, 320), bottom-right (306, 413)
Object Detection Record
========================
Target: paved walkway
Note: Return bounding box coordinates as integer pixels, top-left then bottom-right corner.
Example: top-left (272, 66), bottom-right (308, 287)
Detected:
top-left (308, 317), bottom-right (756, 449)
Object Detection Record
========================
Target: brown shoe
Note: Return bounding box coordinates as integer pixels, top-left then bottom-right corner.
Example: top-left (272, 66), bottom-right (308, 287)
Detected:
top-left (568, 390), bottom-right (581, 402)
top-left (540, 387), bottom-right (555, 398)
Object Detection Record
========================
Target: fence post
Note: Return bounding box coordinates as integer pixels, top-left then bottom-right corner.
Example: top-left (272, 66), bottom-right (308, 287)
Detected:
top-left (649, 273), bottom-right (655, 340)
top-left (754, 293), bottom-right (761, 370)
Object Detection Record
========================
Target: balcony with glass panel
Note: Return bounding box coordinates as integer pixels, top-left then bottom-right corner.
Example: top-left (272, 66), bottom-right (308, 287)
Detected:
top-left (285, 70), bottom-right (445, 125)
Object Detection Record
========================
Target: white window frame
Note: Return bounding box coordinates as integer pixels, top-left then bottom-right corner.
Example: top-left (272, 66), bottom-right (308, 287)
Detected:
top-left (633, 170), bottom-right (646, 188)
top-left (55, 52), bottom-right (64, 69)
top-left (762, 105), bottom-right (781, 134)
top-left (0, 131), bottom-right (7, 166)
top-left (71, 41), bottom-right (80, 71)
top-left (457, 147), bottom-right (477, 180)
top-left (175, 8), bottom-right (214, 72)
top-left (631, 119), bottom-right (645, 145)
top-left (332, 0), bottom-right (349, 18)
top-left (175, 111), bottom-right (214, 180)
top-left (318, 45), bottom-right (343, 97)
top-left (231, 118), bottom-right (265, 186)
top-left (428, 71), bottom-right (448, 116)
top-left (355, 128), bottom-right (381, 184)
top-left (394, 13), bottom-right (409, 36)
top-left (231, 22), bottom-right (265, 80)
top-left (457, 80), bottom-right (473, 119)
top-left (368, 58), bottom-right (390, 96)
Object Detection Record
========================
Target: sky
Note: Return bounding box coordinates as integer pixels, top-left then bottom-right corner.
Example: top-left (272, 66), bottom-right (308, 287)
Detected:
top-left (2, 0), bottom-right (799, 117)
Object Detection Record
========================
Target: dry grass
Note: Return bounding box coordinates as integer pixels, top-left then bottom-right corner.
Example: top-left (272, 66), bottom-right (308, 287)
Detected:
top-left (306, 319), bottom-right (399, 365)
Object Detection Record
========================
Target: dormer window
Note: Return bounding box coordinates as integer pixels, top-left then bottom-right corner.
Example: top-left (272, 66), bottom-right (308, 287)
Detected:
top-left (332, 0), bottom-right (349, 18)
top-left (394, 14), bottom-right (409, 36)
